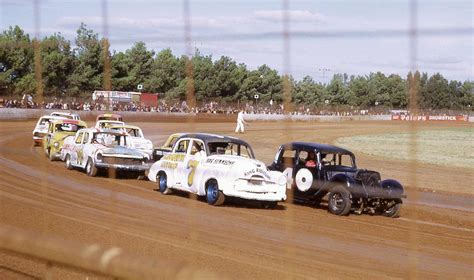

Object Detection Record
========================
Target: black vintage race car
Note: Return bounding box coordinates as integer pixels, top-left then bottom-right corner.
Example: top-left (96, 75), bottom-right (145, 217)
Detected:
top-left (268, 142), bottom-right (405, 217)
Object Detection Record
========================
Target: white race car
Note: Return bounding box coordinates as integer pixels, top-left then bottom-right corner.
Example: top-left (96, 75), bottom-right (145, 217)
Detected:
top-left (62, 128), bottom-right (150, 177)
top-left (32, 115), bottom-right (67, 146)
top-left (148, 133), bottom-right (287, 208)
top-left (109, 124), bottom-right (154, 158)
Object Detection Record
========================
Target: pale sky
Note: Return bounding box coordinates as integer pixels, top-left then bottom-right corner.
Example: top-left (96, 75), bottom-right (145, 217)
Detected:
top-left (1, 0), bottom-right (472, 82)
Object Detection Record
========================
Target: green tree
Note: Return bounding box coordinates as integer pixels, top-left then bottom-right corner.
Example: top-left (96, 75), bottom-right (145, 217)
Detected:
top-left (294, 76), bottom-right (325, 106)
top-left (40, 33), bottom-right (74, 96)
top-left (126, 42), bottom-right (154, 91)
top-left (211, 56), bottom-right (245, 102)
top-left (420, 73), bottom-right (450, 109)
top-left (68, 23), bottom-right (103, 96)
top-left (327, 74), bottom-right (348, 105)
top-left (146, 48), bottom-right (184, 94)
top-left (0, 26), bottom-right (34, 96)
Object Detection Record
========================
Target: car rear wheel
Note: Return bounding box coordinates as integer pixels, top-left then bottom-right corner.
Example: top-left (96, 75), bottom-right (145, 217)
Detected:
top-left (48, 149), bottom-right (55, 161)
top-left (86, 158), bottom-right (98, 177)
top-left (65, 154), bottom-right (73, 170)
top-left (157, 172), bottom-right (171, 194)
top-left (206, 180), bottom-right (225, 206)
top-left (382, 202), bottom-right (402, 218)
top-left (328, 185), bottom-right (352, 216)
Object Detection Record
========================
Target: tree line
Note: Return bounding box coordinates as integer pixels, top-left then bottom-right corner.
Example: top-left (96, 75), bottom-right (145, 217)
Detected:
top-left (0, 24), bottom-right (472, 110)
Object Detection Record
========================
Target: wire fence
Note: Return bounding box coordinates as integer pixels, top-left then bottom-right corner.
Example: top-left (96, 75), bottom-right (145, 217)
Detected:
top-left (1, 0), bottom-right (472, 278)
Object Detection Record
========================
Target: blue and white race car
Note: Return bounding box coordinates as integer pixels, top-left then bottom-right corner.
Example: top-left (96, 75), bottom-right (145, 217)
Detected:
top-left (148, 133), bottom-right (287, 208)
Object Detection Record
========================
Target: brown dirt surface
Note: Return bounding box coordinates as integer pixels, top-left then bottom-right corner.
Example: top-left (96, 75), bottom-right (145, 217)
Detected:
top-left (0, 118), bottom-right (473, 279)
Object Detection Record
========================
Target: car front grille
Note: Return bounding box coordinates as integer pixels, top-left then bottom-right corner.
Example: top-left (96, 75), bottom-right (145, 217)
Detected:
top-left (102, 157), bottom-right (143, 165)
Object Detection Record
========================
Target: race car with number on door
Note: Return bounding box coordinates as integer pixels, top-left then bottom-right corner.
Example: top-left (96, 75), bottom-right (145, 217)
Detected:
top-left (43, 119), bottom-right (87, 161)
top-left (268, 142), bottom-right (405, 217)
top-left (61, 128), bottom-right (150, 177)
top-left (148, 133), bottom-right (287, 208)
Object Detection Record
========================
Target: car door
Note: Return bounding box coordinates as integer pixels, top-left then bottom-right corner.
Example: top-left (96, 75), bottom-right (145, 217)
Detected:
top-left (293, 149), bottom-right (317, 193)
top-left (43, 122), bottom-right (55, 150)
top-left (172, 139), bottom-right (191, 190)
top-left (78, 132), bottom-right (91, 168)
top-left (180, 139), bottom-right (206, 193)
top-left (276, 147), bottom-right (297, 190)
top-left (71, 132), bottom-right (84, 166)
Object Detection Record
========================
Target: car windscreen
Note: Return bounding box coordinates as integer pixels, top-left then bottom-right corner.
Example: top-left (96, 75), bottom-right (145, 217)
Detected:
top-left (39, 118), bottom-right (51, 125)
top-left (99, 121), bottom-right (123, 128)
top-left (52, 113), bottom-right (74, 119)
top-left (98, 116), bottom-right (121, 121)
top-left (126, 128), bottom-right (141, 137)
top-left (92, 132), bottom-right (129, 147)
top-left (208, 141), bottom-right (254, 158)
top-left (55, 123), bottom-right (84, 132)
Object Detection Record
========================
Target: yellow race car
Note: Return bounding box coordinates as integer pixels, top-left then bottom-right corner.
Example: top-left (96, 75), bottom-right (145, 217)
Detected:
top-left (43, 119), bottom-right (88, 161)
top-left (153, 133), bottom-right (184, 161)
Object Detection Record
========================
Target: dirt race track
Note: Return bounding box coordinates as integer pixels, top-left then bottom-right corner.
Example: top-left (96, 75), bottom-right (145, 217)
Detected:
top-left (0, 118), bottom-right (473, 279)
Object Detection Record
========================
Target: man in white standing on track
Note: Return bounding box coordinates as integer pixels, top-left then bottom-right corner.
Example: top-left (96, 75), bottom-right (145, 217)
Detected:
top-left (235, 110), bottom-right (247, 134)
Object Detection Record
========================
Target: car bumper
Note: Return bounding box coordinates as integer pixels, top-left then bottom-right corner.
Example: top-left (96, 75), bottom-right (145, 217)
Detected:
top-left (50, 151), bottom-right (62, 160)
top-left (226, 183), bottom-right (287, 201)
top-left (224, 189), bottom-right (287, 201)
top-left (95, 162), bottom-right (150, 171)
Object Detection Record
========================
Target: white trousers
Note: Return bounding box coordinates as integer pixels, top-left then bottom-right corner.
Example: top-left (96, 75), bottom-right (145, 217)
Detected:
top-left (235, 121), bottom-right (245, 133)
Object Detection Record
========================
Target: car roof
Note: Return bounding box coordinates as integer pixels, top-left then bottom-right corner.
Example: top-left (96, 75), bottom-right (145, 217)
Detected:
top-left (109, 124), bottom-right (140, 130)
top-left (97, 113), bottom-right (122, 118)
top-left (96, 120), bottom-right (123, 123)
top-left (50, 119), bottom-right (87, 126)
top-left (78, 128), bottom-right (126, 135)
top-left (176, 133), bottom-right (251, 146)
top-left (51, 112), bottom-right (78, 116)
top-left (282, 142), bottom-right (354, 155)
top-left (40, 115), bottom-right (67, 120)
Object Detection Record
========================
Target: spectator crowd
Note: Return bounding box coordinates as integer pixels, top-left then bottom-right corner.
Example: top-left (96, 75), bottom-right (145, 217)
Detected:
top-left (0, 97), bottom-right (469, 117)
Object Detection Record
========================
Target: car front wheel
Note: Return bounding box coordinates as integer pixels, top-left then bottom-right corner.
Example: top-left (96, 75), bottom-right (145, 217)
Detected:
top-left (206, 180), bottom-right (225, 206)
top-left (382, 201), bottom-right (402, 218)
top-left (328, 185), bottom-right (352, 216)
top-left (65, 154), bottom-right (73, 170)
top-left (157, 172), bottom-right (171, 194)
top-left (86, 158), bottom-right (98, 177)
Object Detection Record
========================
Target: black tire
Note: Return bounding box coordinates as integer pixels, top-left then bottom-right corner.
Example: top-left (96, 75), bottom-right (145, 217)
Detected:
top-left (327, 185), bottom-right (352, 216)
top-left (261, 201), bottom-right (278, 209)
top-left (157, 172), bottom-right (171, 194)
top-left (382, 202), bottom-right (402, 218)
top-left (86, 158), bottom-right (98, 177)
top-left (48, 149), bottom-right (55, 161)
top-left (45, 147), bottom-right (50, 158)
top-left (65, 154), bottom-right (73, 170)
top-left (206, 180), bottom-right (225, 206)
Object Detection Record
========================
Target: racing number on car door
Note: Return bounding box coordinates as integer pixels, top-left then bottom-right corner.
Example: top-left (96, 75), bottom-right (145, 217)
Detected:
top-left (74, 132), bottom-right (84, 165)
top-left (187, 160), bottom-right (199, 186)
top-left (186, 140), bottom-right (206, 187)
